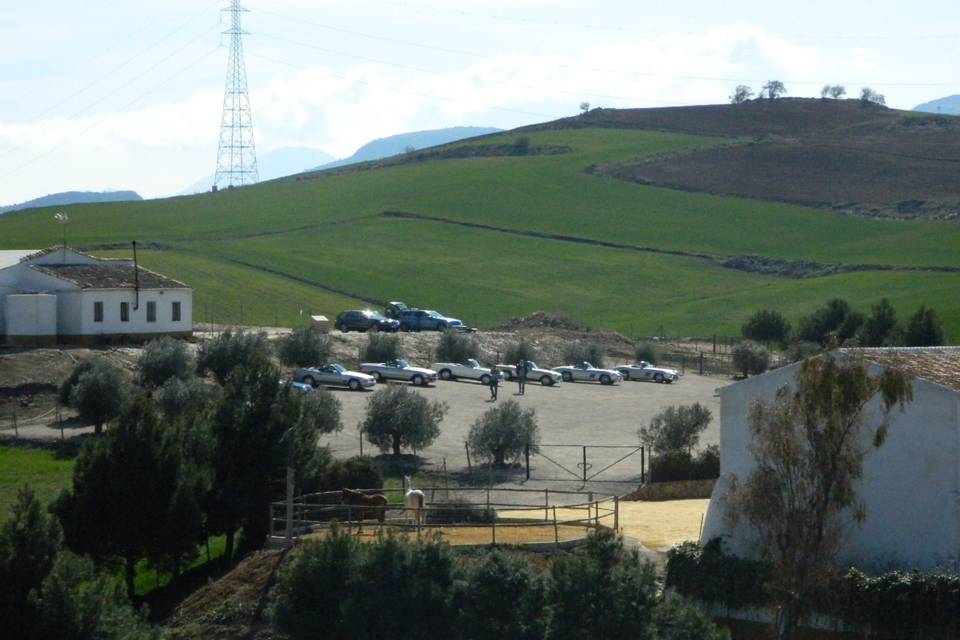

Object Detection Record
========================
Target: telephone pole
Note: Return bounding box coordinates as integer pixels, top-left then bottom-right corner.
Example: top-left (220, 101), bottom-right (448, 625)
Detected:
top-left (213, 0), bottom-right (258, 190)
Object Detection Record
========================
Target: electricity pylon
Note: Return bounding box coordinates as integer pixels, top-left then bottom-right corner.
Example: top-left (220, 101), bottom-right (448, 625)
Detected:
top-left (213, 0), bottom-right (258, 190)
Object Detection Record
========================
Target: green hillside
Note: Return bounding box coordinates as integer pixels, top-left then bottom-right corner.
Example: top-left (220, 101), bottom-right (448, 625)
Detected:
top-left (4, 102), bottom-right (960, 338)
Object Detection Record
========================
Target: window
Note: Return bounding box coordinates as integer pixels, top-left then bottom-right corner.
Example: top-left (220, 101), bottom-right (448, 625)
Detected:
top-left (146, 301), bottom-right (156, 323)
top-left (172, 301), bottom-right (181, 322)
top-left (94, 301), bottom-right (103, 322)
top-left (120, 302), bottom-right (129, 322)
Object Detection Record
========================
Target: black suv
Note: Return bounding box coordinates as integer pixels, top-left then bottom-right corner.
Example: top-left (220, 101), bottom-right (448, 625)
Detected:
top-left (335, 310), bottom-right (400, 332)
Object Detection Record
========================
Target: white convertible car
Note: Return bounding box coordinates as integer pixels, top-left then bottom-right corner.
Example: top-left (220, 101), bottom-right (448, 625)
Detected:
top-left (431, 359), bottom-right (498, 384)
top-left (551, 362), bottom-right (623, 385)
top-left (360, 359), bottom-right (438, 386)
top-left (614, 361), bottom-right (681, 383)
top-left (293, 364), bottom-right (376, 391)
top-left (496, 361), bottom-right (562, 386)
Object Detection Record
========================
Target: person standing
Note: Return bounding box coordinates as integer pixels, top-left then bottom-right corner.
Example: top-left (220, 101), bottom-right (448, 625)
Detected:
top-left (516, 360), bottom-right (526, 395)
top-left (488, 369), bottom-right (499, 401)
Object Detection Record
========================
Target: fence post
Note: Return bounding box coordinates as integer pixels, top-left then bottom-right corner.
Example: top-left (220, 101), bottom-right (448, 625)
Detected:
top-left (525, 443), bottom-right (530, 480)
top-left (713, 334), bottom-right (717, 354)
top-left (544, 488), bottom-right (549, 521)
top-left (58, 406), bottom-right (64, 441)
top-left (491, 512), bottom-right (496, 546)
top-left (582, 446), bottom-right (587, 484)
top-left (465, 442), bottom-right (472, 472)
top-left (594, 501), bottom-right (599, 528)
top-left (699, 351), bottom-right (704, 375)
top-left (13, 408), bottom-right (18, 438)
top-left (285, 465), bottom-right (294, 542)
top-left (641, 447), bottom-right (646, 484)
top-left (552, 506), bottom-right (559, 548)
top-left (614, 495), bottom-right (619, 533)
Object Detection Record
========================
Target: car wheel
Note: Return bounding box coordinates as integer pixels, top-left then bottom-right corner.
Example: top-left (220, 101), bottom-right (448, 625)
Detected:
top-left (562, 371), bottom-right (573, 382)
top-left (348, 379), bottom-right (360, 391)
top-left (412, 374), bottom-right (425, 386)
top-left (440, 369), bottom-right (453, 380)
top-left (480, 374), bottom-right (492, 385)
top-left (621, 371), bottom-right (630, 381)
top-left (303, 376), bottom-right (316, 387)
top-left (540, 375), bottom-right (553, 386)
top-left (654, 373), bottom-right (664, 383)
top-left (600, 374), bottom-right (612, 385)
top-left (373, 371), bottom-right (383, 382)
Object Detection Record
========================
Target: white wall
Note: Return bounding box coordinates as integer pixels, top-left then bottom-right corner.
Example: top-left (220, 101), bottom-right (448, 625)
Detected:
top-left (701, 362), bottom-right (960, 571)
top-left (4, 294), bottom-right (57, 337)
top-left (67, 288), bottom-right (192, 337)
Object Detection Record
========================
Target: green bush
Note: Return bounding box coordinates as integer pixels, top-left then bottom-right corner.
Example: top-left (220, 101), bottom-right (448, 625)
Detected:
top-left (196, 329), bottom-right (271, 385)
top-left (360, 332), bottom-right (402, 363)
top-left (649, 446), bottom-right (719, 482)
top-left (360, 384), bottom-right (447, 456)
top-left (322, 456), bottom-right (383, 491)
top-left (785, 340), bottom-right (822, 363)
top-left (665, 539), bottom-right (770, 611)
top-left (154, 376), bottom-right (216, 422)
top-left (741, 309), bottom-right (791, 346)
top-left (503, 338), bottom-right (538, 366)
top-left (456, 551), bottom-right (545, 639)
top-left (561, 340), bottom-right (606, 368)
top-left (435, 330), bottom-right (479, 363)
top-left (635, 341), bottom-right (659, 364)
top-left (904, 305), bottom-right (946, 347)
top-left (277, 326), bottom-right (331, 368)
top-left (467, 399), bottom-right (539, 467)
top-left (426, 499), bottom-right (495, 525)
top-left (639, 403), bottom-right (712, 455)
top-left (60, 359), bottom-right (131, 434)
top-left (732, 340), bottom-right (769, 377)
top-left (138, 337), bottom-right (193, 388)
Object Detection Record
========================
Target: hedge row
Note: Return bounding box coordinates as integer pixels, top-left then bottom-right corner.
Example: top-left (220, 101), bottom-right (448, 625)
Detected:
top-left (666, 540), bottom-right (960, 638)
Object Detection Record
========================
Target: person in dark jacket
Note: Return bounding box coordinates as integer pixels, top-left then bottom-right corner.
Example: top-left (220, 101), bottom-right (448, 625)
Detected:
top-left (488, 369), bottom-right (499, 400)
top-left (516, 360), bottom-right (526, 395)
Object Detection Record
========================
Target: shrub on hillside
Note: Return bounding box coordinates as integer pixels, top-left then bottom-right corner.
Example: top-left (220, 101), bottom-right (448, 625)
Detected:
top-left (741, 309), bottom-right (791, 346)
top-left (277, 326), bottom-right (331, 368)
top-left (196, 329), bottom-right (271, 385)
top-left (435, 330), bottom-right (479, 364)
top-left (635, 341), bottom-right (659, 364)
top-left (360, 332), bottom-right (402, 363)
top-left (503, 338), bottom-right (538, 366)
top-left (137, 337), bottom-right (193, 388)
top-left (732, 340), bottom-right (770, 377)
top-left (561, 340), bottom-right (606, 368)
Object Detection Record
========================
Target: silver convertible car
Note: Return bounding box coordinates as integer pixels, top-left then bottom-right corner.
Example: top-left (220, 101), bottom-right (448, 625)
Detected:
top-left (551, 362), bottom-right (623, 385)
top-left (431, 358), bottom-right (498, 384)
top-left (614, 361), bottom-right (681, 383)
top-left (360, 359), bottom-right (438, 386)
top-left (293, 364), bottom-right (376, 391)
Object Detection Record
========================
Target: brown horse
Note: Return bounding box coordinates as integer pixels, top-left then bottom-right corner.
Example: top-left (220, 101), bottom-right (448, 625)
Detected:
top-left (341, 488), bottom-right (388, 525)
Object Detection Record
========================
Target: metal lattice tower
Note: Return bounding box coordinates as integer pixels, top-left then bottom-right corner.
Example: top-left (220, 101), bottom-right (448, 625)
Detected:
top-left (213, 0), bottom-right (258, 190)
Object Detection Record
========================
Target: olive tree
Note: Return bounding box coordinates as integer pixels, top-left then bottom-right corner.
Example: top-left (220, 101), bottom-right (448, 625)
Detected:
top-left (638, 403), bottom-right (712, 456)
top-left (730, 84), bottom-right (753, 104)
top-left (468, 400), bottom-right (540, 467)
top-left (741, 309), bottom-right (791, 346)
top-left (277, 326), bottom-right (331, 368)
top-left (905, 305), bottom-right (945, 347)
top-left (137, 336), bottom-right (193, 388)
top-left (60, 359), bottom-right (130, 434)
top-left (725, 355), bottom-right (912, 640)
top-left (361, 384), bottom-right (447, 456)
top-left (762, 80), bottom-right (787, 100)
top-left (196, 329), bottom-right (271, 385)
top-left (732, 340), bottom-right (770, 378)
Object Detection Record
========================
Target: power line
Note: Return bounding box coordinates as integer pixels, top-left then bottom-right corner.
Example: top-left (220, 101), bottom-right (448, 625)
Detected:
top-left (0, 22), bottom-right (222, 159)
top-left (251, 30), bottom-right (683, 106)
top-left (253, 9), bottom-right (960, 88)
top-left (0, 46), bottom-right (221, 181)
top-left (246, 51), bottom-right (556, 118)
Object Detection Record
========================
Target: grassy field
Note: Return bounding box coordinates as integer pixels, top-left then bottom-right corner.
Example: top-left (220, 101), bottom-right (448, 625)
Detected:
top-left (4, 107), bottom-right (960, 338)
top-left (0, 446), bottom-right (74, 524)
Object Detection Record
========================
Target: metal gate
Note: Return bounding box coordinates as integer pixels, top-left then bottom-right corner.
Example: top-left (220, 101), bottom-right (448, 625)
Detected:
top-left (524, 443), bottom-right (646, 485)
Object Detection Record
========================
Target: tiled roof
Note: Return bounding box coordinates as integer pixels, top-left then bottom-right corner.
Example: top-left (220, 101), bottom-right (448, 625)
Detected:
top-left (843, 347), bottom-right (960, 392)
top-left (18, 246), bottom-right (87, 263)
top-left (31, 263), bottom-right (189, 290)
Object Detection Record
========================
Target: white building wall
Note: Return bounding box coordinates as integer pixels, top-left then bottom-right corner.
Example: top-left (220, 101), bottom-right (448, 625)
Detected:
top-left (68, 288), bottom-right (192, 337)
top-left (702, 362), bottom-right (960, 571)
top-left (56, 291), bottom-right (84, 335)
top-left (4, 294), bottom-right (57, 336)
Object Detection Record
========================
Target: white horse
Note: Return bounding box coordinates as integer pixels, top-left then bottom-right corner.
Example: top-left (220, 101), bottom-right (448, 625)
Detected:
top-left (403, 475), bottom-right (425, 527)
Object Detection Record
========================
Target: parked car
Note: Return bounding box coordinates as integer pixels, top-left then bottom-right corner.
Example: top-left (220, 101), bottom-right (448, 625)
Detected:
top-left (551, 362), bottom-right (623, 385)
top-left (335, 310), bottom-right (400, 332)
top-left (615, 361), bottom-right (681, 383)
top-left (431, 358), bottom-right (498, 384)
top-left (360, 359), bottom-right (438, 386)
top-left (399, 309), bottom-right (466, 332)
top-left (384, 301), bottom-right (413, 320)
top-left (294, 364), bottom-right (376, 391)
top-left (281, 380), bottom-right (315, 394)
top-left (496, 361), bottom-right (562, 386)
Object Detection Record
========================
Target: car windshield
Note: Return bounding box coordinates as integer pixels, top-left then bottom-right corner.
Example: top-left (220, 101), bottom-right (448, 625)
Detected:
top-left (526, 361), bottom-right (538, 369)
top-left (362, 310), bottom-right (386, 320)
top-left (467, 359), bottom-right (480, 367)
top-left (426, 310), bottom-right (442, 318)
top-left (326, 364), bottom-right (346, 373)
top-left (393, 359), bottom-right (410, 368)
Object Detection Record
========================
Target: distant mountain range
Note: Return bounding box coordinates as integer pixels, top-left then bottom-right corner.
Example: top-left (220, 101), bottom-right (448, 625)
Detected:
top-left (180, 146), bottom-right (337, 195)
top-left (309, 126), bottom-right (502, 172)
top-left (0, 190), bottom-right (142, 215)
top-left (913, 95), bottom-right (960, 115)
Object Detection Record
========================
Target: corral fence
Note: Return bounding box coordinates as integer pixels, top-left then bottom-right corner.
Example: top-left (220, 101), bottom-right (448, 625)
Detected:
top-left (0, 404), bottom-right (68, 440)
top-left (268, 487), bottom-right (620, 548)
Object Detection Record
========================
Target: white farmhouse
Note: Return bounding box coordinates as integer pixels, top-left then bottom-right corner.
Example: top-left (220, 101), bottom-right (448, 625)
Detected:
top-left (0, 246), bottom-right (192, 346)
top-left (701, 347), bottom-right (960, 572)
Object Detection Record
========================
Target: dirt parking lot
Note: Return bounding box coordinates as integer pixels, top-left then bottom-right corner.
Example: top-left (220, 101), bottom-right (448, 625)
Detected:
top-left (321, 372), bottom-right (729, 496)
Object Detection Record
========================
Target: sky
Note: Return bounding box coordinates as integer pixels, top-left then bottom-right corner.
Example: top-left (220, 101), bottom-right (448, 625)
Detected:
top-left (0, 0), bottom-right (958, 205)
